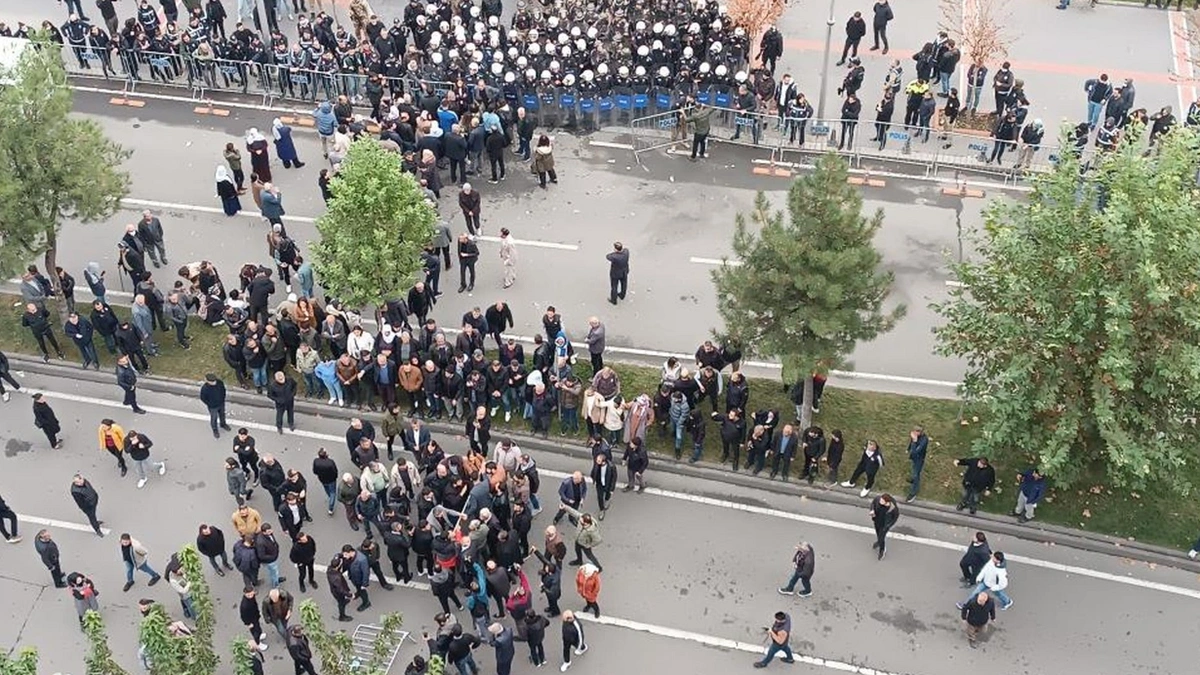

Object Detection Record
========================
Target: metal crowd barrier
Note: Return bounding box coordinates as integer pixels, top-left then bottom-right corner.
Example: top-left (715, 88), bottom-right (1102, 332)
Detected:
top-left (57, 43), bottom-right (1063, 179)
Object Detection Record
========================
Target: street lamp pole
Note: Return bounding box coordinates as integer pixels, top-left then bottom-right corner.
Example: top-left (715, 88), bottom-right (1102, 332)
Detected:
top-left (816, 0), bottom-right (837, 120)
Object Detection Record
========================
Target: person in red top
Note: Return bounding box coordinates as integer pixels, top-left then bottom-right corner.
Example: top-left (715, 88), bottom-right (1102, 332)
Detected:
top-left (575, 564), bottom-right (601, 618)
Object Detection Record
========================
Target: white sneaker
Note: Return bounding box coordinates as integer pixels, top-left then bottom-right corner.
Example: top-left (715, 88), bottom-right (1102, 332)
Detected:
top-left (1, 393), bottom-right (8, 402)
top-left (338, 400), bottom-right (345, 407)
top-left (1189, 550), bottom-right (1198, 560)
top-left (257, 642), bottom-right (268, 652)
top-left (328, 397), bottom-right (337, 404)
top-left (560, 663), bottom-right (571, 672)
top-left (840, 481), bottom-right (853, 488)
top-left (574, 645), bottom-right (587, 655)
top-left (859, 488), bottom-right (870, 498)
top-left (6, 536), bottom-right (22, 544)
top-left (505, 411), bottom-right (511, 422)
top-left (137, 478), bottom-right (147, 489)
top-left (158, 462), bottom-right (166, 475)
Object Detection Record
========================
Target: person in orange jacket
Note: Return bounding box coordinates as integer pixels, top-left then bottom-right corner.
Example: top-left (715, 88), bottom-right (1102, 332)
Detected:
top-left (575, 563), bottom-right (601, 618)
top-left (97, 419), bottom-right (127, 477)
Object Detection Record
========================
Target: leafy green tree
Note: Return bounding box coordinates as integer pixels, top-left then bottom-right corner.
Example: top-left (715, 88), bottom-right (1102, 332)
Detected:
top-left (298, 598), bottom-right (404, 675)
top-left (178, 545), bottom-right (219, 674)
top-left (711, 153), bottom-right (905, 429)
top-left (0, 646), bottom-right (38, 675)
top-left (428, 654), bottom-right (446, 675)
top-left (138, 603), bottom-right (186, 675)
top-left (312, 139), bottom-right (437, 312)
top-left (934, 127), bottom-right (1200, 491)
top-left (229, 639), bottom-right (257, 675)
top-left (0, 37), bottom-right (130, 316)
top-left (83, 610), bottom-right (131, 675)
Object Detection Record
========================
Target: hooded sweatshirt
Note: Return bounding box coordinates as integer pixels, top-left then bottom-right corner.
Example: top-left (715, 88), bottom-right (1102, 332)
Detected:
top-left (312, 102), bottom-right (337, 136)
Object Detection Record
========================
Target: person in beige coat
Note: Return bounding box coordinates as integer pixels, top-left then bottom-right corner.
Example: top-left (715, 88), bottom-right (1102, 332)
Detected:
top-left (119, 533), bottom-right (161, 591)
top-left (532, 135), bottom-right (558, 188)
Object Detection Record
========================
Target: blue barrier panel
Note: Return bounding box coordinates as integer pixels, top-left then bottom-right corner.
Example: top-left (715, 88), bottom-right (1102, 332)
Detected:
top-left (633, 93), bottom-right (649, 109)
top-left (579, 98), bottom-right (595, 112)
top-left (149, 57), bottom-right (171, 68)
top-left (656, 92), bottom-right (671, 108)
top-left (696, 91), bottom-right (711, 104)
top-left (615, 94), bottom-right (632, 109)
top-left (810, 123), bottom-right (831, 136)
top-left (735, 116), bottom-right (757, 127)
top-left (714, 92), bottom-right (730, 107)
top-left (540, 93), bottom-right (555, 106)
top-left (967, 141), bottom-right (990, 153)
top-left (559, 93), bottom-right (575, 108)
top-left (887, 130), bottom-right (911, 142)
top-left (659, 116), bottom-right (678, 129)
top-left (599, 97), bottom-right (614, 111)
top-left (523, 94), bottom-right (539, 110)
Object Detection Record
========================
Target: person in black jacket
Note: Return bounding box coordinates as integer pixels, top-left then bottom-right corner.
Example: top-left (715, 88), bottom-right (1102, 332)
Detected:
top-left (838, 93), bottom-right (862, 150)
top-left (955, 457), bottom-right (996, 514)
top-left (259, 454), bottom-right (287, 511)
top-left (67, 474), bottom-right (103, 537)
top-left (987, 111), bottom-right (1018, 165)
top-left (312, 448), bottom-right (340, 516)
top-left (770, 424), bottom-right (798, 480)
top-left (605, 242), bottom-right (629, 305)
top-left (869, 493), bottom-right (900, 560)
top-left (457, 234), bottom-right (480, 293)
top-left (87, 301), bottom-right (118, 356)
top-left (32, 393), bottom-right (63, 449)
top-left (197, 523), bottom-right (233, 575)
top-left (0, 349), bottom-right (19, 402)
top-left (871, 0), bottom-right (893, 52)
top-left (959, 531), bottom-right (991, 586)
top-left (801, 426), bottom-right (826, 484)
top-left (825, 429), bottom-right (845, 484)
top-left (63, 312), bottom-right (99, 369)
top-left (758, 25), bottom-right (784, 74)
top-left (290, 532), bottom-right (318, 593)
top-left (622, 437), bottom-right (649, 493)
top-left (0, 493), bottom-right (19, 544)
top-left (115, 355), bottom-right (147, 415)
top-left (267, 371), bottom-right (297, 433)
top-left (383, 521), bottom-right (413, 583)
top-left (200, 373), bottom-right (231, 438)
top-left (838, 12), bottom-right (866, 66)
top-left (719, 409), bottom-right (747, 471)
top-left (287, 626), bottom-right (317, 675)
top-left (444, 124), bottom-right (469, 183)
top-left (22, 303), bottom-right (65, 362)
top-left (325, 555), bottom-right (355, 621)
top-left (35, 529), bottom-right (67, 587)
top-left (114, 322), bottom-right (149, 373)
top-left (239, 586), bottom-right (267, 651)
top-left (961, 590), bottom-right (996, 647)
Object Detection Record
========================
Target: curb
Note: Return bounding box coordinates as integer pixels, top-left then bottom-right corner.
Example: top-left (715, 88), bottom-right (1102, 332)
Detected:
top-left (10, 354), bottom-right (1198, 572)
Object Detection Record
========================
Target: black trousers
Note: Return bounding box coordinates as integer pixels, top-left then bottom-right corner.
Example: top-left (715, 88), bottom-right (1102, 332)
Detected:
top-left (297, 561), bottom-right (316, 584)
top-left (390, 554), bottom-right (411, 583)
top-left (463, 211), bottom-right (480, 235)
top-left (275, 402), bottom-right (295, 430)
top-left (0, 371), bottom-right (19, 394)
top-left (590, 352), bottom-right (604, 372)
top-left (0, 508), bottom-right (17, 539)
top-left (207, 405), bottom-right (227, 432)
top-left (840, 37), bottom-right (861, 61)
top-left (722, 440), bottom-right (741, 468)
top-left (609, 274), bottom-right (627, 303)
top-left (107, 447), bottom-right (127, 472)
top-left (32, 330), bottom-right (62, 358)
top-left (874, 521), bottom-right (893, 553)
top-left (293, 658), bottom-right (317, 675)
top-left (122, 388), bottom-right (141, 412)
top-left (248, 620), bottom-right (264, 644)
top-left (690, 132), bottom-right (708, 158)
top-left (335, 594), bottom-right (351, 618)
top-left (873, 25), bottom-right (889, 50)
top-left (460, 261), bottom-right (476, 289)
top-left (489, 155), bottom-right (506, 180)
top-left (79, 506), bottom-right (102, 534)
top-left (572, 542), bottom-right (601, 569)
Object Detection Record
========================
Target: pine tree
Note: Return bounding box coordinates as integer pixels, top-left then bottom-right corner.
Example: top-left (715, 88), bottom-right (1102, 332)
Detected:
top-left (712, 153), bottom-right (905, 430)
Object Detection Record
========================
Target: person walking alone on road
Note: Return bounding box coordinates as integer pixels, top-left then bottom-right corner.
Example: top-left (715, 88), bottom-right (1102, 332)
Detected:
top-left (958, 551), bottom-right (1013, 610)
top-left (70, 474), bottom-right (104, 537)
top-left (115, 355), bottom-right (147, 415)
top-left (622, 436), bottom-right (649, 493)
top-left (869, 493), bottom-right (899, 560)
top-left (753, 611), bottom-right (795, 668)
top-left (559, 610), bottom-right (587, 672)
top-left (606, 242), bottom-right (629, 305)
top-left (499, 228), bottom-right (517, 289)
top-left (457, 233), bottom-right (480, 293)
top-left (837, 12), bottom-right (866, 66)
top-left (0, 493), bottom-right (20, 543)
top-left (459, 183), bottom-right (482, 235)
top-left (267, 371), bottom-right (298, 433)
top-left (201, 373), bottom-right (232, 439)
top-left (32, 393), bottom-right (64, 449)
top-left (961, 591), bottom-right (996, 648)
top-left (575, 563), bottom-right (601, 618)
top-left (98, 419), bottom-right (128, 476)
top-left (533, 135), bottom-right (558, 189)
top-left (124, 430), bottom-right (166, 489)
top-left (119, 533), bottom-right (162, 591)
top-left (685, 100), bottom-right (714, 160)
top-left (777, 541), bottom-right (815, 597)
top-left (197, 523), bottom-right (234, 575)
top-left (905, 426), bottom-right (928, 503)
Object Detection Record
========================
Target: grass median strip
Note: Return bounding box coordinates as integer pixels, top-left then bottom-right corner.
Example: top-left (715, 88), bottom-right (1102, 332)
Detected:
top-left (1, 293), bottom-right (1193, 550)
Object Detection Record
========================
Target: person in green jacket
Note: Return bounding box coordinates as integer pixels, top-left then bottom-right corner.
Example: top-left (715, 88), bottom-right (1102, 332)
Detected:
top-left (684, 101), bottom-right (715, 160)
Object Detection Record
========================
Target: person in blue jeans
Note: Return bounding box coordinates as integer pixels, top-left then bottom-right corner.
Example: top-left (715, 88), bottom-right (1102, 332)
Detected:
top-left (905, 426), bottom-right (928, 503)
top-left (957, 551), bottom-right (1013, 610)
top-left (777, 542), bottom-right (815, 597)
top-left (119, 534), bottom-right (161, 591)
top-left (753, 611), bottom-right (795, 668)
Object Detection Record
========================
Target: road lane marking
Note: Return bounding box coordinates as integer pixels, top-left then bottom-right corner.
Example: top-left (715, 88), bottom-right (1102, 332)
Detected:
top-left (15, 514), bottom-right (110, 537)
top-left (1169, 11), bottom-right (1199, 121)
top-left (688, 256), bottom-right (743, 266)
top-left (20, 388), bottom-right (1200, 600)
top-left (119, 198), bottom-right (579, 251)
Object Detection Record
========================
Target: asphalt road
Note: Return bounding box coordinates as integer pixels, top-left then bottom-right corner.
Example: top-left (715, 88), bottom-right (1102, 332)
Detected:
top-left (0, 373), bottom-right (1194, 674)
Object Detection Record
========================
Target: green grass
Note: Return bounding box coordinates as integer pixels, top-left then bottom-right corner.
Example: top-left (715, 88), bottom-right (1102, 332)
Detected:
top-left (2, 294), bottom-right (1194, 549)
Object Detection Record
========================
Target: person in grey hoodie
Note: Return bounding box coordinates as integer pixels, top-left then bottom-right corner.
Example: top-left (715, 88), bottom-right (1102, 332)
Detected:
top-left (312, 101), bottom-right (337, 158)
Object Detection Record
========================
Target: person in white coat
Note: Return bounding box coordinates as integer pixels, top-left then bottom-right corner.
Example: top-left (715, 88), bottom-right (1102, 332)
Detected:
top-left (957, 551), bottom-right (1012, 610)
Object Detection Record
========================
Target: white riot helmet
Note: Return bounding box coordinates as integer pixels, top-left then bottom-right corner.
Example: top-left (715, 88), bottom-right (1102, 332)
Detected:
top-left (507, 46), bottom-right (518, 59)
top-left (541, 70), bottom-right (552, 81)
top-left (454, 26), bottom-right (466, 41)
top-left (528, 42), bottom-right (541, 56)
top-left (734, 70), bottom-right (747, 83)
top-left (618, 65), bottom-right (629, 77)
top-left (491, 62), bottom-right (503, 75)
top-left (432, 52), bottom-right (443, 64)
top-left (463, 42), bottom-right (476, 54)
top-left (473, 32), bottom-right (484, 45)
top-left (550, 59), bottom-right (561, 72)
top-left (504, 71), bottom-right (516, 83)
top-left (683, 46), bottom-right (694, 58)
top-left (416, 14), bottom-right (427, 25)
top-left (635, 20), bottom-right (647, 31)
top-left (699, 61), bottom-right (711, 74)
top-left (488, 15), bottom-right (498, 27)
top-left (715, 64), bottom-right (727, 77)
top-left (658, 66), bottom-right (670, 78)
top-left (653, 22), bottom-right (664, 34)
top-left (637, 45), bottom-right (650, 57)
top-left (548, 15), bottom-right (560, 28)
top-left (448, 48), bottom-right (459, 60)
top-left (558, 32), bottom-right (569, 44)
top-left (470, 5), bottom-right (480, 17)
top-left (517, 55), bottom-right (528, 68)
top-left (711, 19), bottom-right (722, 31)
top-left (570, 26), bottom-right (581, 37)
top-left (425, 3), bottom-right (437, 14)
top-left (582, 69), bottom-right (594, 81)
top-left (652, 39), bottom-right (663, 51)
top-left (528, 28), bottom-right (539, 41)
top-left (545, 43), bottom-right (557, 56)
top-left (719, 4), bottom-right (729, 15)
top-left (635, 65), bottom-right (646, 77)
top-left (525, 68), bottom-right (536, 79)
top-left (587, 27), bottom-right (597, 39)
top-left (469, 62), bottom-right (480, 74)
top-left (563, 73), bottom-right (576, 86)
top-left (575, 38), bottom-right (586, 52)
top-left (430, 32), bottom-right (442, 47)
top-left (561, 46), bottom-right (572, 57)
top-left (665, 24), bottom-right (677, 37)
top-left (734, 27), bottom-right (745, 38)
top-left (710, 41), bottom-right (723, 54)
top-left (489, 33), bottom-right (500, 48)
top-left (472, 50), bottom-right (484, 62)
top-left (439, 21), bottom-right (450, 33)
top-left (493, 49), bottom-right (504, 62)
top-left (597, 63), bottom-right (609, 75)
top-left (688, 22), bottom-right (701, 35)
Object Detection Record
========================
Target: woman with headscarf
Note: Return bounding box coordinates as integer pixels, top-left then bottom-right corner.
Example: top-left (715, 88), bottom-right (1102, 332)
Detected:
top-left (271, 118), bottom-right (305, 170)
top-left (216, 165), bottom-right (242, 216)
top-left (245, 128), bottom-right (272, 183)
